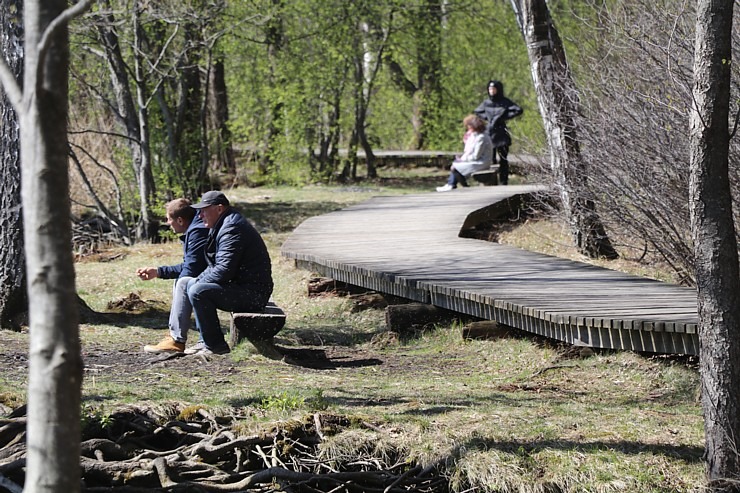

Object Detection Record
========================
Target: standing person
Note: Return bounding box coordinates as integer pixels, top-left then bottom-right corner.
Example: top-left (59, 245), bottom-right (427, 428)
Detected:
top-left (186, 191), bottom-right (274, 356)
top-left (137, 198), bottom-right (208, 354)
top-left (436, 114), bottom-right (493, 192)
top-left (474, 80), bottom-right (523, 185)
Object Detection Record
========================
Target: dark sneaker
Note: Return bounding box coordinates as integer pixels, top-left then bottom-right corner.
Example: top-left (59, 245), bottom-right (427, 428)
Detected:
top-left (144, 336), bottom-right (185, 354)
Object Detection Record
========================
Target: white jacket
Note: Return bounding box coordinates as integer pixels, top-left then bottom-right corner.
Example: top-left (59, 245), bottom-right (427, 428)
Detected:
top-left (452, 132), bottom-right (493, 176)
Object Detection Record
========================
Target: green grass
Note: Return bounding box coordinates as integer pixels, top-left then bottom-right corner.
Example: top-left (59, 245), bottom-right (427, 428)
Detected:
top-left (0, 175), bottom-right (708, 492)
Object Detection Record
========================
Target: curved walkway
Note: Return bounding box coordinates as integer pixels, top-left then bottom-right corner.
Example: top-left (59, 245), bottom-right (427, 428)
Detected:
top-left (281, 185), bottom-right (699, 355)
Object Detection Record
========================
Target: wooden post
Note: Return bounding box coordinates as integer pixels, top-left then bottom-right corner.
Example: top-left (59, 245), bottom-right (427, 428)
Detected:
top-left (385, 303), bottom-right (461, 333)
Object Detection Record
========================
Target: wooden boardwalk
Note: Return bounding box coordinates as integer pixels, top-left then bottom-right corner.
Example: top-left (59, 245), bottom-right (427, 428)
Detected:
top-left (281, 185), bottom-right (699, 355)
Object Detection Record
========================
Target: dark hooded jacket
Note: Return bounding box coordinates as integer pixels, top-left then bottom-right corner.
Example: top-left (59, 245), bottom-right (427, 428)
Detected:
top-left (197, 208), bottom-right (273, 294)
top-left (473, 80), bottom-right (523, 148)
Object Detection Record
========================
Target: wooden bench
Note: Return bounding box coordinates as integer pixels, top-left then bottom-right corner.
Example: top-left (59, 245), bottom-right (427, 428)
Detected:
top-left (471, 165), bottom-right (500, 185)
top-left (229, 301), bottom-right (286, 347)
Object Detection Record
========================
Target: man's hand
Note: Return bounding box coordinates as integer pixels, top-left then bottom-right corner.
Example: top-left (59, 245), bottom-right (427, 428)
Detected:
top-left (136, 267), bottom-right (158, 281)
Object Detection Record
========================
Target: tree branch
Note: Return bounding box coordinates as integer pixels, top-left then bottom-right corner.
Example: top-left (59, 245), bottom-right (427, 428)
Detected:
top-left (382, 54), bottom-right (417, 97)
top-left (36, 0), bottom-right (95, 91)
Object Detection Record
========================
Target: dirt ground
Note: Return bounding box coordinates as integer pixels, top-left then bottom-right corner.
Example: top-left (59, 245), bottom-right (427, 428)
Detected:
top-left (0, 327), bottom-right (385, 382)
top-left (0, 292), bottom-right (451, 412)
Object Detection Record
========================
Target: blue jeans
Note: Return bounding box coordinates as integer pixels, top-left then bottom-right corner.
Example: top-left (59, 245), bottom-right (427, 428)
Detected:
top-left (447, 168), bottom-right (468, 187)
top-left (169, 276), bottom-right (195, 343)
top-left (187, 279), bottom-right (272, 351)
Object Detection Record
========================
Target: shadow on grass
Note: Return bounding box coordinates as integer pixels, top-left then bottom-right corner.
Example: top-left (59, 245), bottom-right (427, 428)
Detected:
top-left (450, 435), bottom-right (704, 464)
top-left (282, 324), bottom-right (385, 347)
top-left (275, 345), bottom-right (383, 370)
top-left (82, 308), bottom-right (170, 329)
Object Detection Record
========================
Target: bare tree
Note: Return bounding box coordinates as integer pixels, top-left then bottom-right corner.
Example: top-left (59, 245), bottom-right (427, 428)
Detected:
top-left (564, 0), bottom-right (739, 284)
top-left (72, 0), bottom-right (229, 240)
top-left (511, 0), bottom-right (618, 259)
top-left (0, 0), bottom-right (92, 491)
top-left (690, 0), bottom-right (740, 487)
top-left (90, 0), bottom-right (156, 241)
top-left (0, 0), bottom-right (27, 331)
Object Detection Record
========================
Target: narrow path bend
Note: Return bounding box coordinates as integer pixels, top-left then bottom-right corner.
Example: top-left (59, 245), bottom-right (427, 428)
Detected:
top-left (281, 185), bottom-right (698, 355)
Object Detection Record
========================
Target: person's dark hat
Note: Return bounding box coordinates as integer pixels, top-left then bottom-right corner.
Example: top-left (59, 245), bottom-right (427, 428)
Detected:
top-left (191, 191), bottom-right (230, 209)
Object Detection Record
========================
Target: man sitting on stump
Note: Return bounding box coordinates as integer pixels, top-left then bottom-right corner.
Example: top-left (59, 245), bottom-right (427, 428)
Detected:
top-left (186, 191), bottom-right (274, 356)
top-left (137, 198), bottom-right (208, 354)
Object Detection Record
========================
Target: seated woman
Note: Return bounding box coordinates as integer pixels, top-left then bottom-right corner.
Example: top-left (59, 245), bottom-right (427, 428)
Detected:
top-left (436, 114), bottom-right (493, 192)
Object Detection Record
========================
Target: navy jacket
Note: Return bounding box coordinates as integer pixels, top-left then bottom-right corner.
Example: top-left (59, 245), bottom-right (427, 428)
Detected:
top-left (197, 208), bottom-right (273, 291)
top-left (474, 81), bottom-right (523, 148)
top-left (157, 214), bottom-right (208, 279)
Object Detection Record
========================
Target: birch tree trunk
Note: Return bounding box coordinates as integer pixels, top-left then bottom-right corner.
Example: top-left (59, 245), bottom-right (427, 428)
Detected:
top-left (513, 0), bottom-right (618, 259)
top-left (0, 0), bottom-right (91, 490)
top-left (689, 0), bottom-right (740, 487)
top-left (21, 0), bottom-right (85, 488)
top-left (0, 0), bottom-right (27, 331)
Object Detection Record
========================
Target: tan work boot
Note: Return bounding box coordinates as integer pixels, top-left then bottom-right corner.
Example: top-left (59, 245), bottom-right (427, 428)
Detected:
top-left (144, 335), bottom-right (185, 354)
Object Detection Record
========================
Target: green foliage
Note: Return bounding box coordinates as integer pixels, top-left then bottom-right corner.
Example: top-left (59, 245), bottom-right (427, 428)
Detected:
top-left (224, 0), bottom-right (545, 183)
top-left (81, 405), bottom-right (114, 436)
top-left (256, 389), bottom-right (328, 413)
top-left (68, 0), bottom-right (551, 230)
top-left (258, 391), bottom-right (305, 412)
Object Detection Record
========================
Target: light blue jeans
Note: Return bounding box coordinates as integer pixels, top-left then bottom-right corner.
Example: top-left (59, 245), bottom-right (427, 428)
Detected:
top-left (187, 278), bottom-right (272, 352)
top-left (169, 276), bottom-right (198, 344)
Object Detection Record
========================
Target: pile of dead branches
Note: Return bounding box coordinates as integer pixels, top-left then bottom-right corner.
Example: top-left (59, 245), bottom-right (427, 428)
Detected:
top-left (72, 217), bottom-right (130, 259)
top-left (0, 405), bottom-right (449, 492)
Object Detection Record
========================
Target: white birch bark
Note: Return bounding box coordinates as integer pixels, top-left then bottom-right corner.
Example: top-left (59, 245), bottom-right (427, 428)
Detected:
top-left (0, 0), bottom-right (92, 491)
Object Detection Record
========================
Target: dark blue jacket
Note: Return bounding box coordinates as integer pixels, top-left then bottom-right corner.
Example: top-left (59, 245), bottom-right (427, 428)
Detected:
top-left (157, 214), bottom-right (208, 279)
top-left (197, 208), bottom-right (273, 291)
top-left (474, 81), bottom-right (523, 148)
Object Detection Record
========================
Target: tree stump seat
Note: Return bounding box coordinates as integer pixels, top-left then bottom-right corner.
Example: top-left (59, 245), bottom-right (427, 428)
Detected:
top-left (471, 165), bottom-right (500, 186)
top-left (229, 301), bottom-right (286, 346)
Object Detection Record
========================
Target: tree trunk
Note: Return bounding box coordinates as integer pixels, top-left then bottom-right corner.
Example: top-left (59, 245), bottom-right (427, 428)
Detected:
top-left (0, 0), bottom-right (28, 331)
top-left (15, 0), bottom-right (90, 490)
top-left (261, 0), bottom-right (285, 176)
top-left (689, 0), bottom-right (740, 487)
top-left (174, 20), bottom-right (204, 197)
top-left (131, 2), bottom-right (156, 241)
top-left (385, 303), bottom-right (459, 333)
top-left (95, 0), bottom-right (156, 241)
top-left (413, 0), bottom-right (443, 150)
top-left (207, 53), bottom-right (236, 175)
top-left (514, 0), bottom-right (618, 260)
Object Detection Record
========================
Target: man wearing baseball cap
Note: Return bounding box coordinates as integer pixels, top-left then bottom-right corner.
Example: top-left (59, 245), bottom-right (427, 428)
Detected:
top-left (185, 190), bottom-right (273, 356)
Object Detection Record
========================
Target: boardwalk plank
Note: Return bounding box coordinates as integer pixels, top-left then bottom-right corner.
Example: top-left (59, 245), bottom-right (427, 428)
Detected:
top-left (281, 186), bottom-right (700, 354)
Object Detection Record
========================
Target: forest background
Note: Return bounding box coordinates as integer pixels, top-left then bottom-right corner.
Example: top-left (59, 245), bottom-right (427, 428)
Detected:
top-left (0, 0), bottom-right (738, 490)
top-left (66, 0), bottom-right (739, 288)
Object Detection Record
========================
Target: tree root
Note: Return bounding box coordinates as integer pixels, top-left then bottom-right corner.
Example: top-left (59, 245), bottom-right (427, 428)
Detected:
top-left (0, 405), bottom-right (447, 492)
